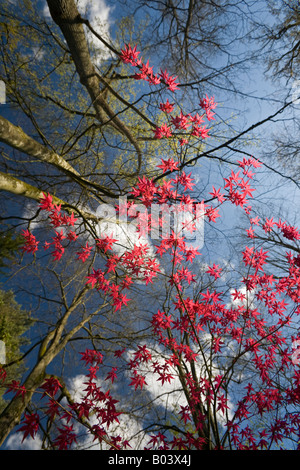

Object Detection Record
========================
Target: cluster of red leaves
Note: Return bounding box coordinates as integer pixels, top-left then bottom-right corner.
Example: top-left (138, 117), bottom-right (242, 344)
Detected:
top-left (152, 108), bottom-right (211, 141)
top-left (21, 229), bottom-right (39, 254)
top-left (8, 45), bottom-right (300, 450)
top-left (120, 43), bottom-right (215, 142)
top-left (120, 43), bottom-right (179, 92)
top-left (1, 353), bottom-right (127, 450)
top-left (21, 195), bottom-right (78, 261)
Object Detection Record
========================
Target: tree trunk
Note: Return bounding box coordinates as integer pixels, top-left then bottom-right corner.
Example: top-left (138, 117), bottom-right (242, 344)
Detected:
top-left (0, 115), bottom-right (80, 176)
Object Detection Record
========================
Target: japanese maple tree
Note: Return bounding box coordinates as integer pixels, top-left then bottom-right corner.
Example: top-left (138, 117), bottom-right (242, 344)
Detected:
top-left (1, 43), bottom-right (300, 452)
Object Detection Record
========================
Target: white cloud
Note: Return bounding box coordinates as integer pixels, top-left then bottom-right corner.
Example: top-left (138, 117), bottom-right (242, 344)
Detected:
top-left (78, 0), bottom-right (111, 27)
top-left (21, 200), bottom-right (47, 232)
top-left (97, 216), bottom-right (157, 257)
top-left (78, 0), bottom-right (114, 62)
top-left (43, 0), bottom-right (114, 63)
top-left (6, 432), bottom-right (42, 450)
top-left (31, 46), bottom-right (46, 62)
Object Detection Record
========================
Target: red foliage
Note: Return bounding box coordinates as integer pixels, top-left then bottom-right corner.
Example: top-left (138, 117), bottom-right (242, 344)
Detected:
top-left (5, 44), bottom-right (300, 451)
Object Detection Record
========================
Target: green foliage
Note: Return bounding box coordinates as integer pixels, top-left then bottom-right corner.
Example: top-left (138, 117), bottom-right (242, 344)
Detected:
top-left (0, 288), bottom-right (33, 412)
top-left (0, 231), bottom-right (23, 274)
top-left (0, 226), bottom-right (33, 412)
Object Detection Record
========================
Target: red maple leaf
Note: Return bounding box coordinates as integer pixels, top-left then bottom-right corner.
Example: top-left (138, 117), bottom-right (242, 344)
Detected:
top-left (129, 371), bottom-right (147, 390)
top-left (18, 412), bottom-right (40, 442)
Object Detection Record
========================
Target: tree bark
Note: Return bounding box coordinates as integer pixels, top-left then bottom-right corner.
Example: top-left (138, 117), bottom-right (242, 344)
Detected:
top-left (0, 171), bottom-right (103, 225)
top-left (0, 115), bottom-right (80, 177)
top-left (0, 171), bottom-right (56, 202)
top-left (0, 115), bottom-right (120, 199)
